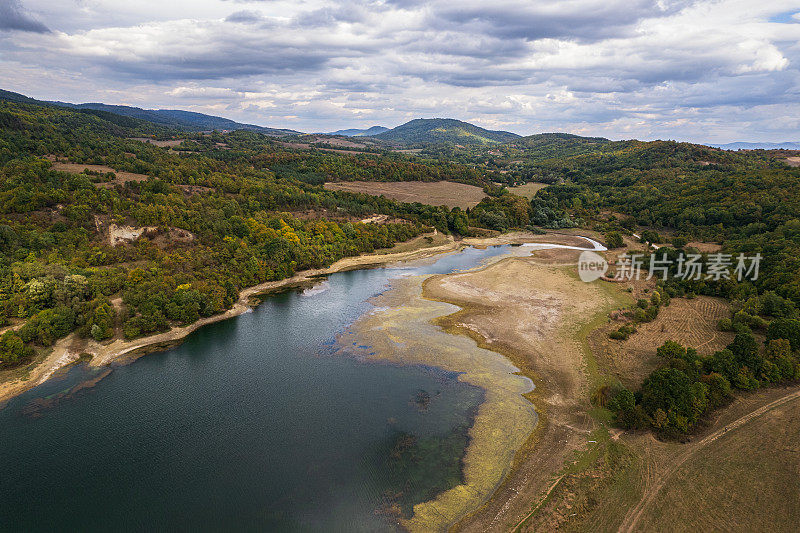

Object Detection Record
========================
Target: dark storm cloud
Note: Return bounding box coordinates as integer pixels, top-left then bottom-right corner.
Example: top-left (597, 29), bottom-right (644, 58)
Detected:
top-left (0, 0), bottom-right (49, 33)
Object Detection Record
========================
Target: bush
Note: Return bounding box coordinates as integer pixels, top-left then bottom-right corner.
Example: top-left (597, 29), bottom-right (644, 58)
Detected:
top-left (717, 318), bottom-right (733, 332)
top-left (0, 331), bottom-right (32, 365)
top-left (605, 231), bottom-right (624, 249)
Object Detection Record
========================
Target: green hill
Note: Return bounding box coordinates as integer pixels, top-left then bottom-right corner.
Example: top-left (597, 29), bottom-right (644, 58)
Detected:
top-left (372, 118), bottom-right (520, 145)
top-left (508, 133), bottom-right (610, 160)
top-left (0, 89), bottom-right (300, 135)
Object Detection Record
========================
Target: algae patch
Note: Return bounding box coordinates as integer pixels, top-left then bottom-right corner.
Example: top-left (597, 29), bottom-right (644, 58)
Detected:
top-left (343, 275), bottom-right (538, 532)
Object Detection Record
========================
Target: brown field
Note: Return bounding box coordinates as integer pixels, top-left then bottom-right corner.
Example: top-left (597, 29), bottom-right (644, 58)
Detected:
top-left (686, 241), bottom-right (723, 253)
top-left (128, 137), bottom-right (183, 148)
top-left (324, 180), bottom-right (487, 209)
top-left (785, 157), bottom-right (800, 167)
top-left (507, 182), bottom-right (548, 199)
top-left (635, 389), bottom-right (800, 532)
top-left (594, 296), bottom-right (734, 387)
top-left (518, 384), bottom-right (800, 533)
top-left (49, 161), bottom-right (150, 186)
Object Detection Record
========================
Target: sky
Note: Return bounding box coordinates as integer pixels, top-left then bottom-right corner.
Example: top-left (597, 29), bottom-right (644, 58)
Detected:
top-left (1, 0), bottom-right (799, 142)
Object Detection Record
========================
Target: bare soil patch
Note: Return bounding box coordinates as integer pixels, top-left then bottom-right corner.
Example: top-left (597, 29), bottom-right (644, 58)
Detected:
top-left (785, 156), bottom-right (800, 167)
top-left (686, 241), bottom-right (723, 253)
top-left (426, 257), bottom-right (630, 533)
top-left (324, 180), bottom-right (487, 209)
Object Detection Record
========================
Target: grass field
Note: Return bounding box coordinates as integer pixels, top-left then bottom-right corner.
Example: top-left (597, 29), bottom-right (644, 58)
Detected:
top-left (324, 180), bottom-right (486, 209)
top-left (49, 161), bottom-right (150, 186)
top-left (507, 182), bottom-right (548, 199)
top-left (637, 393), bottom-right (800, 532)
top-left (594, 295), bottom-right (734, 387)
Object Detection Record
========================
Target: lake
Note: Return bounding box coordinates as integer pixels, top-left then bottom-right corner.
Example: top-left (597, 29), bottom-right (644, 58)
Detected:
top-left (0, 245), bottom-right (522, 532)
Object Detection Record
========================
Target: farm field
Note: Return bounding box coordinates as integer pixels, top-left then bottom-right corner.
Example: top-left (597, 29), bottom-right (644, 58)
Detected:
top-left (507, 182), bottom-right (548, 198)
top-left (324, 180), bottom-right (487, 209)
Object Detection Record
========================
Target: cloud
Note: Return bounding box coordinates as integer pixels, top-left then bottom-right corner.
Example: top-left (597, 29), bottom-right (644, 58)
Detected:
top-left (2, 0), bottom-right (800, 142)
top-left (224, 10), bottom-right (265, 24)
top-left (0, 0), bottom-right (49, 33)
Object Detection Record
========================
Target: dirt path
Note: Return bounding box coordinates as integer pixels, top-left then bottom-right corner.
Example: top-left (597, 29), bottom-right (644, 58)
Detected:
top-left (618, 388), bottom-right (800, 532)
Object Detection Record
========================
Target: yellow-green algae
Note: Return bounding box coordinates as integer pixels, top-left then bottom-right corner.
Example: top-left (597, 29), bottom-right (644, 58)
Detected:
top-left (345, 270), bottom-right (538, 532)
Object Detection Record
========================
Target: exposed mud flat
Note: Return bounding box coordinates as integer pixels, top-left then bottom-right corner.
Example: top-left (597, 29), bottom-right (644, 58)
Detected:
top-left (344, 271), bottom-right (538, 532)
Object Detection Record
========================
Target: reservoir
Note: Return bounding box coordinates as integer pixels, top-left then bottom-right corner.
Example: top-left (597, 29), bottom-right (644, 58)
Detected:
top-left (0, 244), bottom-right (528, 532)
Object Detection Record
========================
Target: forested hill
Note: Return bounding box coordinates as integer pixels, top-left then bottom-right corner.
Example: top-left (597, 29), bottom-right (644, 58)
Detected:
top-left (328, 126), bottom-right (389, 136)
top-left (0, 89), bottom-right (300, 135)
top-left (0, 98), bottom-right (514, 367)
top-left (372, 118), bottom-right (520, 145)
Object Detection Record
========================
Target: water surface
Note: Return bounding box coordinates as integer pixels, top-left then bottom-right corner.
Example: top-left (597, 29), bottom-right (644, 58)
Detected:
top-left (0, 245), bottom-right (519, 532)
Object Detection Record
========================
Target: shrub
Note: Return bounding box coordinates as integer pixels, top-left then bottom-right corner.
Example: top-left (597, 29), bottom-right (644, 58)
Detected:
top-left (605, 231), bottom-right (624, 249)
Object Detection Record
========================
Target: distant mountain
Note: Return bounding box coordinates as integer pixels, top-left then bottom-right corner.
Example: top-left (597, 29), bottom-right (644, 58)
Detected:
top-left (53, 103), bottom-right (300, 136)
top-left (372, 118), bottom-right (520, 145)
top-left (328, 126), bottom-right (388, 137)
top-left (707, 141), bottom-right (800, 151)
top-left (0, 89), bottom-right (300, 135)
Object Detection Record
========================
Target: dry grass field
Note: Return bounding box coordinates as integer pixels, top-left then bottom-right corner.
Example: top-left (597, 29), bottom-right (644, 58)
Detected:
top-left (594, 296), bottom-right (734, 387)
top-left (49, 161), bottom-right (150, 187)
top-left (507, 182), bottom-right (548, 199)
top-left (128, 137), bottom-right (183, 147)
top-left (324, 180), bottom-right (487, 209)
top-left (636, 391), bottom-right (800, 532)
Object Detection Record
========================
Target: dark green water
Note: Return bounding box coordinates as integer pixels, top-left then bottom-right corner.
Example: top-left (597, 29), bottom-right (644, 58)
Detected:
top-left (0, 246), bottom-right (515, 532)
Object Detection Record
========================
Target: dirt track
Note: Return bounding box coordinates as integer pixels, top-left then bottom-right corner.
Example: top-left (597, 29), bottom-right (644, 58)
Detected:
top-left (618, 387), bottom-right (800, 532)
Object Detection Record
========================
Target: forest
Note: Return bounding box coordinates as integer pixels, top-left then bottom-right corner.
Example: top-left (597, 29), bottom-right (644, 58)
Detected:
top-left (0, 100), bottom-right (509, 366)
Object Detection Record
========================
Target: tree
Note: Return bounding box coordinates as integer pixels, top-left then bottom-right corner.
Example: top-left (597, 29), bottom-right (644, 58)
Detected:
top-left (656, 340), bottom-right (686, 360)
top-left (0, 330), bottom-right (31, 365)
top-left (605, 231), bottom-right (624, 249)
top-left (766, 318), bottom-right (800, 351)
top-left (640, 367), bottom-right (709, 433)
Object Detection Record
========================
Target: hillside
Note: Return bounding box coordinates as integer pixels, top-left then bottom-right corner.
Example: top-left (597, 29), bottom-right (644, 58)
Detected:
top-left (372, 118), bottom-right (520, 145)
top-left (328, 126), bottom-right (388, 136)
top-left (0, 89), bottom-right (299, 135)
top-left (507, 133), bottom-right (611, 160)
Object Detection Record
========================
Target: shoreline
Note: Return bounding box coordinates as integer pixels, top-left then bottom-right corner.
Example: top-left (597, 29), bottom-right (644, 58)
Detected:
top-left (339, 232), bottom-right (610, 531)
top-left (1, 233), bottom-right (466, 404)
top-left (0, 229), bottom-right (616, 532)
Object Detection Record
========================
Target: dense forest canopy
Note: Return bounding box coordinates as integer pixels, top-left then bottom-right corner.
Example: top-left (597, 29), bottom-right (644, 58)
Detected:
top-left (0, 99), bottom-right (504, 365)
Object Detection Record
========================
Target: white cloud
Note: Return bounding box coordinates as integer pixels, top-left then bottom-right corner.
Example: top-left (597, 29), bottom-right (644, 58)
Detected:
top-left (2, 0), bottom-right (799, 142)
